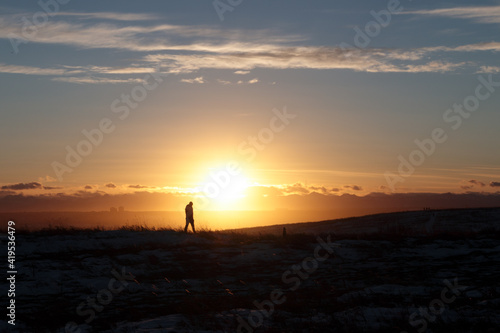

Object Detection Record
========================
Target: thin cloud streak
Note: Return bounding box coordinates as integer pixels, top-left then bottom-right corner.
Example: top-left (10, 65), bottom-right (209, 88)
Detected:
top-left (0, 63), bottom-right (76, 76)
top-left (0, 15), bottom-right (300, 52)
top-left (55, 11), bottom-right (161, 21)
top-left (51, 76), bottom-right (145, 84)
top-left (403, 6), bottom-right (500, 24)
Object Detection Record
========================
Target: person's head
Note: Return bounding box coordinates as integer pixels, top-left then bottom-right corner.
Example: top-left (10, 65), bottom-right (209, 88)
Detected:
top-left (189, 201), bottom-right (193, 206)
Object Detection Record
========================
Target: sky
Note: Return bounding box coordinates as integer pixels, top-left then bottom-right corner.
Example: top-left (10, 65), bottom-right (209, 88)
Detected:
top-left (1, 0), bottom-right (500, 220)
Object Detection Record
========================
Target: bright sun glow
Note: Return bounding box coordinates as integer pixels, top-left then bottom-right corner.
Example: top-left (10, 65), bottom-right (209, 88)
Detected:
top-left (198, 165), bottom-right (251, 210)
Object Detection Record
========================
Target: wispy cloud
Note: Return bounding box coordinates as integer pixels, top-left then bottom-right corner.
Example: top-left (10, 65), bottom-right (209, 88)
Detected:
top-left (0, 10), bottom-right (499, 83)
top-left (217, 79), bottom-right (232, 85)
top-left (56, 11), bottom-right (161, 21)
top-left (180, 76), bottom-right (205, 84)
top-left (51, 76), bottom-right (145, 84)
top-left (469, 180), bottom-right (486, 187)
top-left (128, 184), bottom-right (152, 189)
top-left (0, 63), bottom-right (74, 75)
top-left (403, 6), bottom-right (500, 24)
top-left (344, 185), bottom-right (363, 191)
top-left (143, 46), bottom-right (468, 74)
top-left (265, 182), bottom-right (365, 196)
top-left (478, 66), bottom-right (500, 73)
top-left (1, 182), bottom-right (42, 190)
top-left (449, 42), bottom-right (500, 52)
top-left (43, 186), bottom-right (63, 190)
top-left (460, 179), bottom-right (487, 190)
top-left (0, 13), bottom-right (298, 52)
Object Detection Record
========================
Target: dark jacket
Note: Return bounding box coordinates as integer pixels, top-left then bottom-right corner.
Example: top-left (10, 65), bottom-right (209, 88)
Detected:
top-left (185, 204), bottom-right (194, 222)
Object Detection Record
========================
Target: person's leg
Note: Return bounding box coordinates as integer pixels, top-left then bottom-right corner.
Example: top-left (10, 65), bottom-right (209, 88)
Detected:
top-left (191, 221), bottom-right (196, 233)
top-left (184, 219), bottom-right (189, 233)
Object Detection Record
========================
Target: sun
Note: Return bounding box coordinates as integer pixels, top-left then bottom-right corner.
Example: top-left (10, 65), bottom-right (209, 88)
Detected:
top-left (198, 165), bottom-right (251, 210)
top-left (214, 173), bottom-right (249, 207)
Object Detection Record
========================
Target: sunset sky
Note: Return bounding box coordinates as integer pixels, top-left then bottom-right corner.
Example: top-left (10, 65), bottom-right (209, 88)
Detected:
top-left (1, 0), bottom-right (500, 216)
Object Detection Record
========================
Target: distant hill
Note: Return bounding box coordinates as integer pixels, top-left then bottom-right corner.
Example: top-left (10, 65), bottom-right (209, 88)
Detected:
top-left (231, 207), bottom-right (500, 237)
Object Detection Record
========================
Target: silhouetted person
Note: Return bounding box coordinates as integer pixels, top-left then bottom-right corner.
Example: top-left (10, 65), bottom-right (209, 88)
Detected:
top-left (184, 201), bottom-right (195, 233)
top-left (283, 227), bottom-right (287, 238)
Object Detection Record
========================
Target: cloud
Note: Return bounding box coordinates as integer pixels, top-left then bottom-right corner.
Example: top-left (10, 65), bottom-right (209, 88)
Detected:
top-left (143, 46), bottom-right (471, 75)
top-left (344, 185), bottom-right (363, 191)
top-left (83, 185), bottom-right (94, 190)
top-left (255, 183), bottom-right (312, 196)
top-left (128, 184), bottom-right (151, 189)
top-left (0, 63), bottom-right (72, 76)
top-left (43, 186), bottom-right (63, 190)
top-left (283, 183), bottom-right (310, 195)
top-left (246, 185), bottom-right (283, 197)
top-left (56, 12), bottom-right (161, 22)
top-left (217, 79), bottom-right (232, 85)
top-left (490, 181), bottom-right (500, 187)
top-left (4, 190), bottom-right (500, 214)
top-left (51, 76), bottom-right (145, 84)
top-left (0, 63), bottom-right (154, 84)
top-left (38, 175), bottom-right (57, 183)
top-left (1, 42), bottom-right (490, 81)
top-left (451, 41), bottom-right (500, 52)
top-left (180, 76), bottom-right (205, 84)
top-left (0, 14), bottom-right (297, 53)
top-left (0, 10), bottom-right (498, 84)
top-left (74, 190), bottom-right (106, 197)
top-left (309, 186), bottom-right (329, 194)
top-left (105, 183), bottom-right (117, 188)
top-left (478, 66), bottom-right (500, 73)
top-left (461, 179), bottom-right (487, 190)
top-left (403, 6), bottom-right (500, 24)
top-left (1, 182), bottom-right (42, 190)
top-left (271, 183), bottom-right (348, 196)
top-left (229, 78), bottom-right (260, 85)
top-left (469, 180), bottom-right (486, 187)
